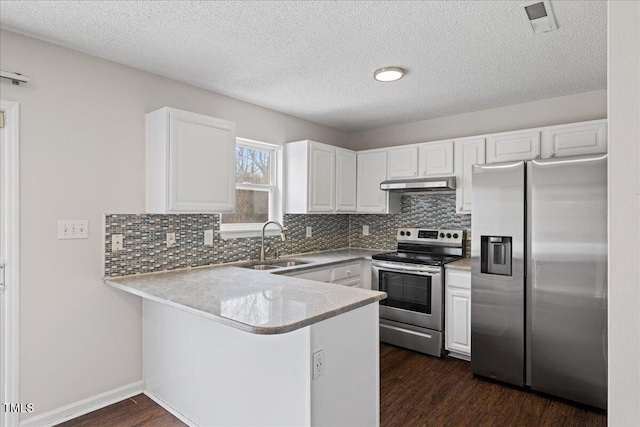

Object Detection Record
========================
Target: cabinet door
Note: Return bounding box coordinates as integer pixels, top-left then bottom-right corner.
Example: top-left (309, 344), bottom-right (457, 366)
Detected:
top-left (335, 149), bottom-right (357, 212)
top-left (541, 121), bottom-right (607, 158)
top-left (446, 286), bottom-right (471, 357)
top-left (419, 140), bottom-right (454, 176)
top-left (486, 131), bottom-right (540, 163)
top-left (308, 143), bottom-right (336, 212)
top-left (357, 151), bottom-right (389, 213)
top-left (387, 146), bottom-right (418, 179)
top-left (454, 138), bottom-right (485, 214)
top-left (168, 109), bottom-right (236, 213)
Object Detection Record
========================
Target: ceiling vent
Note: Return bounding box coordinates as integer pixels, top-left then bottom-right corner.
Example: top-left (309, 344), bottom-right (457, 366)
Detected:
top-left (520, 1), bottom-right (558, 34)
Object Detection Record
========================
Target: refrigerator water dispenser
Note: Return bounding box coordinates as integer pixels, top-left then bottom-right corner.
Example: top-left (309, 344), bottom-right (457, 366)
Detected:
top-left (481, 236), bottom-right (512, 276)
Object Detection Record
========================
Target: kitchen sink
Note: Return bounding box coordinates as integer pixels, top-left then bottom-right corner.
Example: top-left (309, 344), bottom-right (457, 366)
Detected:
top-left (238, 259), bottom-right (311, 270)
top-left (267, 260), bottom-right (311, 268)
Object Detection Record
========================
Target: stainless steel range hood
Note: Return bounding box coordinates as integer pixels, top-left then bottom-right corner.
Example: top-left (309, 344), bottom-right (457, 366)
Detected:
top-left (380, 177), bottom-right (456, 193)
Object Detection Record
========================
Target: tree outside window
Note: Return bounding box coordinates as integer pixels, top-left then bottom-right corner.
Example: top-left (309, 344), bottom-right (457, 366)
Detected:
top-left (221, 139), bottom-right (278, 227)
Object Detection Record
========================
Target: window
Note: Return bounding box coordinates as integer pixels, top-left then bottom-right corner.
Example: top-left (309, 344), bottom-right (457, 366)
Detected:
top-left (220, 138), bottom-right (281, 236)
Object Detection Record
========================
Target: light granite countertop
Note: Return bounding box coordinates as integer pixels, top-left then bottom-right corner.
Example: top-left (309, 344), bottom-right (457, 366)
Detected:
top-left (105, 249), bottom-right (386, 335)
top-left (445, 257), bottom-right (471, 271)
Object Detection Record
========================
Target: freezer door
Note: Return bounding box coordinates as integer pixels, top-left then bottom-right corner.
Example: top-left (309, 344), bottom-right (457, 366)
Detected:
top-left (471, 161), bottom-right (525, 386)
top-left (528, 155), bottom-right (608, 409)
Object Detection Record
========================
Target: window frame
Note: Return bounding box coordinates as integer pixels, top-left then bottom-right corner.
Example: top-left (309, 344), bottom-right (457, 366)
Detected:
top-left (219, 138), bottom-right (283, 239)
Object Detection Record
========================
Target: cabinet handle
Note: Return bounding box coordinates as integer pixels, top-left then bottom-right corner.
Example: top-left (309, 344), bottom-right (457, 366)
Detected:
top-left (347, 269), bottom-right (351, 275)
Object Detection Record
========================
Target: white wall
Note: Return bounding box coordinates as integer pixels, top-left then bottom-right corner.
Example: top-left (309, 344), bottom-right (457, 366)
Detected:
top-left (348, 90), bottom-right (607, 150)
top-left (0, 29), bottom-right (349, 422)
top-left (608, 2), bottom-right (640, 426)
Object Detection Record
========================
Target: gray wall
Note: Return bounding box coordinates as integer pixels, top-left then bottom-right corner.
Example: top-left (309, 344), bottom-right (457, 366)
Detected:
top-left (0, 29), bottom-right (349, 422)
top-left (608, 2), bottom-right (640, 425)
top-left (348, 89), bottom-right (607, 150)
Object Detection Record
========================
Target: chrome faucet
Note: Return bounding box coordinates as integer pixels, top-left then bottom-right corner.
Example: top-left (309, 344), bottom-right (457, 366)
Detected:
top-left (261, 221), bottom-right (286, 262)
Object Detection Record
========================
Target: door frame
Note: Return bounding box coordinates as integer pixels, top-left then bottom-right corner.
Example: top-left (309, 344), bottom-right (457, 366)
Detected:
top-left (0, 100), bottom-right (20, 427)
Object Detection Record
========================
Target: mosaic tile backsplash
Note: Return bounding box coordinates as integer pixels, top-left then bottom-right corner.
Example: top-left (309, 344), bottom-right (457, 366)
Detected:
top-left (104, 213), bottom-right (348, 277)
top-left (349, 194), bottom-right (471, 251)
top-left (104, 194), bottom-right (470, 277)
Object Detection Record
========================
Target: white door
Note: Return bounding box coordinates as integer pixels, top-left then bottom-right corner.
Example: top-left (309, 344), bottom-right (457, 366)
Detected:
top-left (356, 151), bottom-right (388, 213)
top-left (419, 140), bottom-right (454, 176)
top-left (308, 143), bottom-right (336, 212)
top-left (335, 149), bottom-right (357, 212)
top-left (541, 120), bottom-right (607, 158)
top-left (168, 110), bottom-right (236, 212)
top-left (486, 130), bottom-right (540, 163)
top-left (446, 287), bottom-right (471, 356)
top-left (454, 138), bottom-right (485, 214)
top-left (0, 101), bottom-right (19, 427)
top-left (387, 146), bottom-right (418, 179)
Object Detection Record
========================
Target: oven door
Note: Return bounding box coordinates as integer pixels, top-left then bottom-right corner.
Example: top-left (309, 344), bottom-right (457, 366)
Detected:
top-left (372, 261), bottom-right (443, 331)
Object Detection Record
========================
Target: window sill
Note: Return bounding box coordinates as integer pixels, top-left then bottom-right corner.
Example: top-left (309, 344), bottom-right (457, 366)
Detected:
top-left (218, 227), bottom-right (288, 240)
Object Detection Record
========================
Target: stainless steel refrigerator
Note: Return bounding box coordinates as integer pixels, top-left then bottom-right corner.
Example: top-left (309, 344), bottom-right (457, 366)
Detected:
top-left (471, 154), bottom-right (607, 409)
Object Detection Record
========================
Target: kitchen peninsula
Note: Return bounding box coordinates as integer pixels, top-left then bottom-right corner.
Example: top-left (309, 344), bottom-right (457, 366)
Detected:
top-left (105, 251), bottom-right (386, 427)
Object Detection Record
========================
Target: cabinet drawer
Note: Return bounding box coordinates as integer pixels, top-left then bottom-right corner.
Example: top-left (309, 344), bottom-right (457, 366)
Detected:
top-left (334, 277), bottom-right (362, 288)
top-left (290, 268), bottom-right (332, 283)
top-left (446, 269), bottom-right (471, 290)
top-left (331, 262), bottom-right (362, 282)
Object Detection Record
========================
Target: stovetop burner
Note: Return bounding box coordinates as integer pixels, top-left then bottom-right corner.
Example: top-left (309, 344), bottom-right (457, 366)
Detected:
top-left (372, 227), bottom-right (466, 266)
top-left (371, 251), bottom-right (462, 266)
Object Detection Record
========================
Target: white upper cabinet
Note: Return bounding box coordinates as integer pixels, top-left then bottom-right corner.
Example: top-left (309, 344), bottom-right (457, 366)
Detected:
top-left (387, 146), bottom-right (419, 179)
top-left (285, 140), bottom-right (355, 214)
top-left (357, 150), bottom-right (400, 214)
top-left (486, 130), bottom-right (540, 163)
top-left (454, 137), bottom-right (486, 214)
top-left (419, 140), bottom-right (454, 176)
top-left (146, 107), bottom-right (236, 214)
top-left (541, 120), bottom-right (607, 158)
top-left (308, 142), bottom-right (336, 212)
top-left (335, 148), bottom-right (357, 212)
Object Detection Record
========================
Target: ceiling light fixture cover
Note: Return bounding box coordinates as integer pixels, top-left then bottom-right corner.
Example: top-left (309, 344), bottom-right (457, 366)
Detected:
top-left (374, 67), bottom-right (405, 82)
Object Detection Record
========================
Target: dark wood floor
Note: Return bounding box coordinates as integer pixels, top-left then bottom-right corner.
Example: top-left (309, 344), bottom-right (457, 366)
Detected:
top-left (59, 344), bottom-right (606, 426)
top-left (379, 344), bottom-right (606, 427)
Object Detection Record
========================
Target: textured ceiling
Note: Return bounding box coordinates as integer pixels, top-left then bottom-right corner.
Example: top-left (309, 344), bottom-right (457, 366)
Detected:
top-left (0, 1), bottom-right (607, 132)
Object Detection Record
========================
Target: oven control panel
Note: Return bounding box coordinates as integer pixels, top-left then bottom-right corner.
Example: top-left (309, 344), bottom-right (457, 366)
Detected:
top-left (397, 228), bottom-right (464, 245)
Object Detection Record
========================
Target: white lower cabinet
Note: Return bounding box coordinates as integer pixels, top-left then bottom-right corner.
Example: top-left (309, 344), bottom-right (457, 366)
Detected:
top-left (445, 268), bottom-right (471, 360)
top-left (285, 260), bottom-right (370, 288)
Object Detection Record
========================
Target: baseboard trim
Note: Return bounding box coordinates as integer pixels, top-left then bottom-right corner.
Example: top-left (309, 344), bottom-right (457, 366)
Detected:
top-left (143, 390), bottom-right (198, 427)
top-left (19, 380), bottom-right (144, 427)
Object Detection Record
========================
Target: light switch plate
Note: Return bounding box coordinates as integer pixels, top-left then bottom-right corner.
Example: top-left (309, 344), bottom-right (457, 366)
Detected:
top-left (58, 220), bottom-right (89, 239)
top-left (306, 226), bottom-right (313, 238)
top-left (363, 225), bottom-right (370, 236)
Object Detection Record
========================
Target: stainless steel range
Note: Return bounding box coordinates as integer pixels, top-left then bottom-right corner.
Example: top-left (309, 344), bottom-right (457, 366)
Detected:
top-left (372, 228), bottom-right (465, 357)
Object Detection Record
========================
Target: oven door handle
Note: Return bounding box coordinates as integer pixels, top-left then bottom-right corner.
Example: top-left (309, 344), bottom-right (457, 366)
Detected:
top-left (372, 261), bottom-right (441, 275)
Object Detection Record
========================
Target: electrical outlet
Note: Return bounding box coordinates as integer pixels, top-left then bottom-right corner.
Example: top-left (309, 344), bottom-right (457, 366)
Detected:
top-left (312, 349), bottom-right (324, 380)
top-left (112, 234), bottom-right (124, 251)
top-left (166, 232), bottom-right (176, 248)
top-left (57, 220), bottom-right (89, 239)
top-left (363, 225), bottom-right (370, 236)
top-left (306, 226), bottom-right (313, 238)
top-left (204, 229), bottom-right (214, 246)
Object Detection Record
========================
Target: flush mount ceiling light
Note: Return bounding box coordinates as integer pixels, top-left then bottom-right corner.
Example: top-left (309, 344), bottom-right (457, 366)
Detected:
top-left (373, 67), bottom-right (405, 82)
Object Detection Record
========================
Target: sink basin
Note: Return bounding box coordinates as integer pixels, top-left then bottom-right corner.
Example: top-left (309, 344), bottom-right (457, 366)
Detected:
top-left (268, 260), bottom-right (311, 268)
top-left (238, 259), bottom-right (311, 270)
top-left (239, 263), bottom-right (281, 270)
